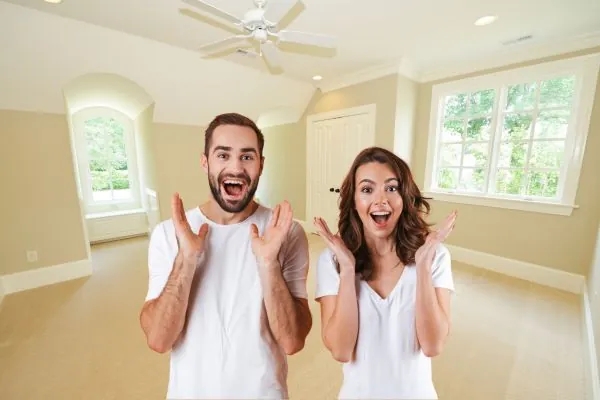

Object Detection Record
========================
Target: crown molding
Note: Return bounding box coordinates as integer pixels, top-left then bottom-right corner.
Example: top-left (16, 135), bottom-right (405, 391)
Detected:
top-left (418, 30), bottom-right (600, 83)
top-left (316, 61), bottom-right (403, 93)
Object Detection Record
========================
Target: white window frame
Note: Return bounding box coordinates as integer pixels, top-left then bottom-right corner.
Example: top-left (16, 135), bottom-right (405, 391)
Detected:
top-left (423, 53), bottom-right (600, 216)
top-left (72, 106), bottom-right (142, 216)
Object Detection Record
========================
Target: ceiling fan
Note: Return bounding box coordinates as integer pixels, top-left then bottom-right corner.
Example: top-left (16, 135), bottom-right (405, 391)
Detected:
top-left (181, 0), bottom-right (336, 70)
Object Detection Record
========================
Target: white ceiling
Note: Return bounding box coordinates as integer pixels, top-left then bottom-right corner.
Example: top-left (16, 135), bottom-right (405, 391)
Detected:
top-left (3, 0), bottom-right (600, 83)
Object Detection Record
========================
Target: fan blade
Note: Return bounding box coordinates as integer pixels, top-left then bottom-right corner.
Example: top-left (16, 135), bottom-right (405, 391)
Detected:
top-left (198, 35), bottom-right (251, 54)
top-left (260, 41), bottom-right (281, 69)
top-left (277, 30), bottom-right (336, 48)
top-left (180, 0), bottom-right (243, 24)
top-left (264, 0), bottom-right (297, 24)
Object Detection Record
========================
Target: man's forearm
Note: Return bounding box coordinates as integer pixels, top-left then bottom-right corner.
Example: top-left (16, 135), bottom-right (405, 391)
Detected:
top-left (259, 261), bottom-right (311, 355)
top-left (140, 252), bottom-right (199, 353)
top-left (415, 266), bottom-right (449, 357)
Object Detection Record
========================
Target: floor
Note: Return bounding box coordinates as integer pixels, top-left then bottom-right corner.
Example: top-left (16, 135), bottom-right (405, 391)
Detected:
top-left (0, 234), bottom-right (586, 400)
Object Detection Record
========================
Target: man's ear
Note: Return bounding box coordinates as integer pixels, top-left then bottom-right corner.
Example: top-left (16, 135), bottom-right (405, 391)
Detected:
top-left (259, 156), bottom-right (265, 176)
top-left (201, 153), bottom-right (208, 173)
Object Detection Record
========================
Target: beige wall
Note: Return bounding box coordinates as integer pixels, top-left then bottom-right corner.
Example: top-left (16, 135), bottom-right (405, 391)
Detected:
top-left (308, 74), bottom-right (399, 150)
top-left (412, 48), bottom-right (600, 276)
top-left (258, 122), bottom-right (307, 220)
top-left (0, 110), bottom-right (88, 275)
top-left (589, 226), bottom-right (600, 377)
top-left (153, 123), bottom-right (210, 221)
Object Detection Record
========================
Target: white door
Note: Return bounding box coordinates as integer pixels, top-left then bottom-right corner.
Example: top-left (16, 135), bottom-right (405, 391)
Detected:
top-left (307, 106), bottom-right (376, 233)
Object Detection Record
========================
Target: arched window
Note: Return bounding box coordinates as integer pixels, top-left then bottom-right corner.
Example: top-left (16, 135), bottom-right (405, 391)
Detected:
top-left (73, 107), bottom-right (141, 215)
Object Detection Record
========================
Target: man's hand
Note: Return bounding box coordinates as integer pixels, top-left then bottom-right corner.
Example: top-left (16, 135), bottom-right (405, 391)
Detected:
top-left (172, 193), bottom-right (209, 260)
top-left (249, 200), bottom-right (293, 268)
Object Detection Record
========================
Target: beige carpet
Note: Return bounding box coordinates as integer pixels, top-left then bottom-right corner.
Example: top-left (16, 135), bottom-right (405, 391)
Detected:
top-left (0, 234), bottom-right (586, 400)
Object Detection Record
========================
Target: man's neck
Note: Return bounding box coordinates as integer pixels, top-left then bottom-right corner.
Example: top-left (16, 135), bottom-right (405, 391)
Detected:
top-left (199, 199), bottom-right (259, 225)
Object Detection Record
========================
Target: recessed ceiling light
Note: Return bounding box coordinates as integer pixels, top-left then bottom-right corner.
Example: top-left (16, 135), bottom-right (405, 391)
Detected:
top-left (474, 15), bottom-right (497, 26)
top-left (44, 0), bottom-right (63, 3)
top-left (312, 75), bottom-right (323, 81)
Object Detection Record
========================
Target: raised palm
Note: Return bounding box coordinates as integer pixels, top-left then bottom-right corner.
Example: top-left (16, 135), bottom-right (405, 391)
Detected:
top-left (415, 210), bottom-right (457, 268)
top-left (313, 217), bottom-right (355, 272)
top-left (250, 201), bottom-right (293, 266)
top-left (172, 193), bottom-right (208, 257)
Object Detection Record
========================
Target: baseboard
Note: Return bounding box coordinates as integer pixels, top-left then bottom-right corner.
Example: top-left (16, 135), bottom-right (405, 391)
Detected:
top-left (584, 286), bottom-right (600, 400)
top-left (0, 259), bottom-right (93, 295)
top-left (446, 245), bottom-right (585, 294)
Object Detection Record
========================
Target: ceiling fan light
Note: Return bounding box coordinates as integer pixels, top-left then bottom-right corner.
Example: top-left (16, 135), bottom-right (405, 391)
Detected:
top-left (474, 15), bottom-right (498, 26)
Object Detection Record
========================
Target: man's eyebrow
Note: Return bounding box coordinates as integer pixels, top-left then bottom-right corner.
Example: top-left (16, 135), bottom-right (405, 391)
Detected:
top-left (212, 145), bottom-right (232, 153)
top-left (240, 147), bottom-right (258, 154)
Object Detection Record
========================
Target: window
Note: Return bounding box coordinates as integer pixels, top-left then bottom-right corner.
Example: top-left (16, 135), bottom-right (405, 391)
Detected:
top-left (73, 107), bottom-right (142, 215)
top-left (424, 54), bottom-right (600, 216)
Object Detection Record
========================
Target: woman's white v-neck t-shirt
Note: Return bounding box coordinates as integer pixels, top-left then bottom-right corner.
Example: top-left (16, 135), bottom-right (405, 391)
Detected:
top-left (315, 244), bottom-right (455, 400)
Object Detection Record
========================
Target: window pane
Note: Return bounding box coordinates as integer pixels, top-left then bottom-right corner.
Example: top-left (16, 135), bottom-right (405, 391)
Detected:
top-left (469, 89), bottom-right (495, 115)
top-left (438, 168), bottom-right (459, 189)
top-left (506, 82), bottom-right (537, 111)
top-left (502, 113), bottom-right (533, 141)
top-left (529, 140), bottom-right (565, 169)
top-left (440, 144), bottom-right (462, 166)
top-left (442, 119), bottom-right (464, 142)
top-left (498, 141), bottom-right (528, 168)
top-left (534, 110), bottom-right (570, 139)
top-left (463, 143), bottom-right (488, 167)
top-left (527, 170), bottom-right (559, 198)
top-left (539, 76), bottom-right (575, 108)
top-left (495, 169), bottom-right (525, 195)
top-left (444, 93), bottom-right (467, 119)
top-left (459, 168), bottom-right (486, 192)
top-left (84, 116), bottom-right (131, 202)
top-left (467, 117), bottom-right (491, 140)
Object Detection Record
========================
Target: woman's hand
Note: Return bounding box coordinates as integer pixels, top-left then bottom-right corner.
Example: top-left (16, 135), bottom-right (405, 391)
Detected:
top-left (415, 210), bottom-right (457, 270)
top-left (313, 217), bottom-right (355, 273)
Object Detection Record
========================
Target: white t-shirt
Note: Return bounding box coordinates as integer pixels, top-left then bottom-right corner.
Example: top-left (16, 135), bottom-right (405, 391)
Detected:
top-left (315, 244), bottom-right (454, 400)
top-left (145, 205), bottom-right (309, 400)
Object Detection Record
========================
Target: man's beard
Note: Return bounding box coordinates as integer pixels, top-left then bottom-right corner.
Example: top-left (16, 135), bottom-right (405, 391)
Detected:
top-left (208, 168), bottom-right (259, 213)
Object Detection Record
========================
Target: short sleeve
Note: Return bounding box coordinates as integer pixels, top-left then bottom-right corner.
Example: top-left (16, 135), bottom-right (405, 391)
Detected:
top-left (431, 244), bottom-right (455, 293)
top-left (145, 222), bottom-right (176, 301)
top-left (315, 248), bottom-right (341, 299)
top-left (278, 221), bottom-right (309, 299)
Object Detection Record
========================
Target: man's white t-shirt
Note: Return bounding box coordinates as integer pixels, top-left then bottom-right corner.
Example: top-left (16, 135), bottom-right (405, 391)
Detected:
top-left (145, 205), bottom-right (309, 400)
top-left (315, 244), bottom-right (454, 400)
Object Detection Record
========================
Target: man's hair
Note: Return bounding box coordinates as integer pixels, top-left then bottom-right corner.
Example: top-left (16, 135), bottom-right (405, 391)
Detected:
top-left (204, 113), bottom-right (264, 156)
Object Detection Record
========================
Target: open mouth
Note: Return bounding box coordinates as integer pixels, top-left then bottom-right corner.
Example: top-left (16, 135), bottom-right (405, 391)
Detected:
top-left (221, 179), bottom-right (247, 200)
top-left (370, 211), bottom-right (391, 227)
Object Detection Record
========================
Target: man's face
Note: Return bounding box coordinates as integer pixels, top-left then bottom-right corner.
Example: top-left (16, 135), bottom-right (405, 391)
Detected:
top-left (202, 124), bottom-right (263, 213)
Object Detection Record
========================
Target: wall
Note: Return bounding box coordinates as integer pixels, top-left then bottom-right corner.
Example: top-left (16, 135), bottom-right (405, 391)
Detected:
top-left (412, 48), bottom-right (600, 276)
top-left (257, 122), bottom-right (307, 219)
top-left (0, 110), bottom-right (88, 275)
top-left (152, 123), bottom-right (210, 221)
top-left (589, 224), bottom-right (600, 387)
top-left (308, 74), bottom-right (399, 150)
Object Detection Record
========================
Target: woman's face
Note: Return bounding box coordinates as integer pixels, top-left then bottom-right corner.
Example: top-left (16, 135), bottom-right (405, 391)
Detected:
top-left (354, 161), bottom-right (404, 239)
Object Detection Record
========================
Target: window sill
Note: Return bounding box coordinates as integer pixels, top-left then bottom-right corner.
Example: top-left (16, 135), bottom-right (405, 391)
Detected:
top-left (86, 208), bottom-right (146, 220)
top-left (423, 191), bottom-right (579, 216)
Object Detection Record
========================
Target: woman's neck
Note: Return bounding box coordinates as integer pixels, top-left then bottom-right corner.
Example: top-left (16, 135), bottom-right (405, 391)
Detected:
top-left (365, 233), bottom-right (402, 274)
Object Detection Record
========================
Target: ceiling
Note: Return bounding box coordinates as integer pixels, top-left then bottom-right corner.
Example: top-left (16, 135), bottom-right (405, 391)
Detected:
top-left (3, 0), bottom-right (600, 83)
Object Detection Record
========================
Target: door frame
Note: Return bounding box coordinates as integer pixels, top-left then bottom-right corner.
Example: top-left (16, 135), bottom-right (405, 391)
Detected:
top-left (305, 104), bottom-right (377, 232)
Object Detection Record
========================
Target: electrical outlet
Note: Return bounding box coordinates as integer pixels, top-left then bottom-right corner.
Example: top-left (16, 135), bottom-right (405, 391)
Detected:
top-left (26, 250), bottom-right (38, 263)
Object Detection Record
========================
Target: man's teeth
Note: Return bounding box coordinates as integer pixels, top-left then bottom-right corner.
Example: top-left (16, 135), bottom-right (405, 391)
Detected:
top-left (224, 180), bottom-right (243, 185)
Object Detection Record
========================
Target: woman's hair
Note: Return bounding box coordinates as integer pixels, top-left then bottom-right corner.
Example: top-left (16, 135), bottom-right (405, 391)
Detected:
top-left (338, 146), bottom-right (431, 280)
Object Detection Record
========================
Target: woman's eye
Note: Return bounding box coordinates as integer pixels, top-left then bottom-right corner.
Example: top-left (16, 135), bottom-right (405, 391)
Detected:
top-left (361, 187), bottom-right (372, 193)
top-left (387, 186), bottom-right (398, 192)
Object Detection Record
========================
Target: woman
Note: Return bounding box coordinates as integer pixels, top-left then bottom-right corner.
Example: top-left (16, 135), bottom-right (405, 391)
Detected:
top-left (314, 146), bottom-right (457, 400)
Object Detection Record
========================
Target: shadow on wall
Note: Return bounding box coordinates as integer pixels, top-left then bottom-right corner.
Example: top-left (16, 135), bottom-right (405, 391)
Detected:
top-left (62, 73), bottom-right (160, 246)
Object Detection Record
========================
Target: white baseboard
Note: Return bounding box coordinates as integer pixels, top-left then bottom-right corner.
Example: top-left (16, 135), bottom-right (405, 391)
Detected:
top-left (584, 286), bottom-right (600, 400)
top-left (0, 259), bottom-right (92, 295)
top-left (446, 245), bottom-right (585, 294)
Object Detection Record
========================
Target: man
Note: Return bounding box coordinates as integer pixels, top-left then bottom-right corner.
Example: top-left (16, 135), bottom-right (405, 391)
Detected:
top-left (139, 113), bottom-right (312, 399)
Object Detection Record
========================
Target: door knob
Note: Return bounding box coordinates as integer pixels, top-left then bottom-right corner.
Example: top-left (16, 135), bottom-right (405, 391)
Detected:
top-left (329, 188), bottom-right (334, 192)
top-left (335, 188), bottom-right (340, 193)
